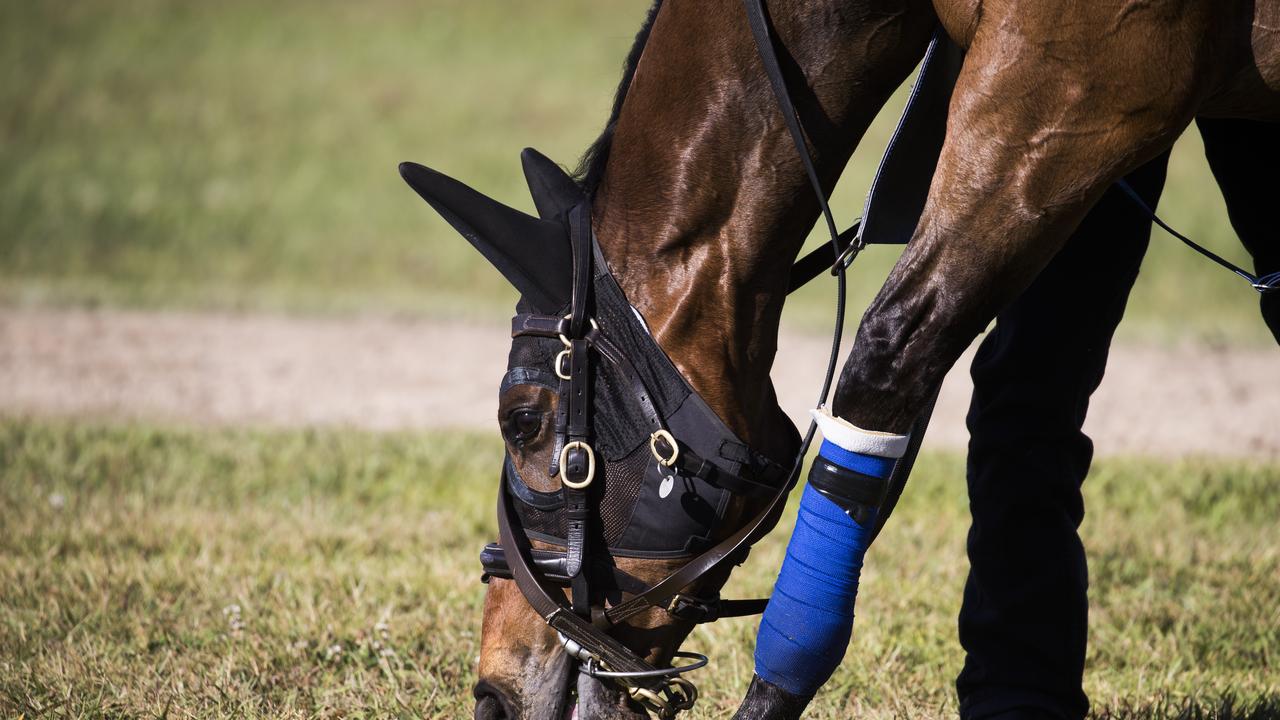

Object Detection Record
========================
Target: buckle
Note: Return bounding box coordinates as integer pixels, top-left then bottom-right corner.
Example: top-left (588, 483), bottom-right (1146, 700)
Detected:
top-left (665, 594), bottom-right (713, 623)
top-left (649, 429), bottom-right (680, 467)
top-left (830, 235), bottom-right (866, 275)
top-left (559, 441), bottom-right (596, 489)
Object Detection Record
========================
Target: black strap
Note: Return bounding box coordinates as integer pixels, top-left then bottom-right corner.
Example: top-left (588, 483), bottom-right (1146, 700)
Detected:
top-left (1115, 179), bottom-right (1278, 294)
top-left (480, 542), bottom-right (652, 596)
top-left (665, 594), bottom-right (769, 623)
top-left (787, 221), bottom-right (862, 294)
top-left (497, 473), bottom-right (666, 684)
top-left (563, 204), bottom-right (596, 613)
top-left (567, 203), bottom-right (594, 335)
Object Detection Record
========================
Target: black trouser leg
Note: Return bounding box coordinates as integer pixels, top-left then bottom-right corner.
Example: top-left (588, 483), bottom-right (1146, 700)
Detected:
top-left (1196, 117), bottom-right (1280, 343)
top-left (955, 154), bottom-right (1171, 720)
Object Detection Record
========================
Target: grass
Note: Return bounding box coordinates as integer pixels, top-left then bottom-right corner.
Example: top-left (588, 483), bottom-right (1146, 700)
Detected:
top-left (0, 0), bottom-right (1274, 345)
top-left (2, 421), bottom-right (1277, 718)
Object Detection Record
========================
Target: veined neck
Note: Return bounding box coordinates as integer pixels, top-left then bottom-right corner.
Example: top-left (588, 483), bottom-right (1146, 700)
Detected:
top-left (588, 1), bottom-right (869, 458)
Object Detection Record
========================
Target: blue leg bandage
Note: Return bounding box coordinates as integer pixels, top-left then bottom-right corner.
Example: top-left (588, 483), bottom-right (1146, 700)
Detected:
top-left (753, 410), bottom-right (907, 697)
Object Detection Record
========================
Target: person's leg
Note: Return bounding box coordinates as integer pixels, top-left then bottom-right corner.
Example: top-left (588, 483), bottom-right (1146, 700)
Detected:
top-left (955, 152), bottom-right (1172, 720)
top-left (1196, 117), bottom-right (1280, 343)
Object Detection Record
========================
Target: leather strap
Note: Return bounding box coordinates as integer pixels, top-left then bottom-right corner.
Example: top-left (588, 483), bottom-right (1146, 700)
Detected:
top-left (497, 474), bottom-right (665, 684)
top-left (480, 542), bottom-right (652, 596)
top-left (787, 221), bottom-right (862, 294)
top-left (563, 203), bottom-right (596, 613)
top-left (568, 203), bottom-right (593, 335)
top-left (511, 314), bottom-right (563, 338)
top-left (1116, 179), bottom-right (1279, 294)
top-left (602, 456), bottom-right (799, 625)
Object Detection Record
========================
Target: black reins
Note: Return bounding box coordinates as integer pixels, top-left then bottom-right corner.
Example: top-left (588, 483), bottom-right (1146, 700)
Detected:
top-left (1115, 179), bottom-right (1279, 293)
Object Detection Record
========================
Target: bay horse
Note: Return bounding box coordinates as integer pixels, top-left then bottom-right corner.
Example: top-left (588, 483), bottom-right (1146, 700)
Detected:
top-left (401, 0), bottom-right (1279, 717)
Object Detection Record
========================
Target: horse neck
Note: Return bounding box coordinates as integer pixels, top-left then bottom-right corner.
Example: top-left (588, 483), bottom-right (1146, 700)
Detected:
top-left (590, 0), bottom-right (889, 457)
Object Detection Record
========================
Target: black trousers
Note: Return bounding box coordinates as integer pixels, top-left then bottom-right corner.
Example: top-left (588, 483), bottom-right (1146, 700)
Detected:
top-left (955, 118), bottom-right (1279, 720)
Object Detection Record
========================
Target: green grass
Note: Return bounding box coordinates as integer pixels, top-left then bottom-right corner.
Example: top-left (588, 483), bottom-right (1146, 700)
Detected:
top-left (2, 421), bottom-right (1277, 718)
top-left (0, 0), bottom-right (1273, 344)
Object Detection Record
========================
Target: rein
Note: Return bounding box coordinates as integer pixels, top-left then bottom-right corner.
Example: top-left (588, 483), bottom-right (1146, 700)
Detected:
top-left (1115, 179), bottom-right (1279, 293)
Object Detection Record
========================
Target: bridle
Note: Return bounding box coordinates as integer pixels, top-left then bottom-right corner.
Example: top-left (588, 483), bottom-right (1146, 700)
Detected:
top-left (475, 1), bottom-right (912, 716)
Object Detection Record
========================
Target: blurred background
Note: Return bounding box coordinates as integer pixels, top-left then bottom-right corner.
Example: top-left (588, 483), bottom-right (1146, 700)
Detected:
top-left (1, 3), bottom-right (1277, 718)
top-left (1, 0), bottom-right (1272, 343)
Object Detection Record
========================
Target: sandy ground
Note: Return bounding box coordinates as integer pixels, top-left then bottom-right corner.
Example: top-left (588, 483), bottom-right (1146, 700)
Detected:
top-left (1, 307), bottom-right (1276, 458)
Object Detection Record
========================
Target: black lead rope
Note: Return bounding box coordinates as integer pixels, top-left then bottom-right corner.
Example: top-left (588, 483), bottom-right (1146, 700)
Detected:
top-left (1115, 179), bottom-right (1278, 294)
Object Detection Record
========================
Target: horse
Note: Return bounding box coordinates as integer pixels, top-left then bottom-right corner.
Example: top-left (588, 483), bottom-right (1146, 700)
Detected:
top-left (400, 0), bottom-right (1279, 717)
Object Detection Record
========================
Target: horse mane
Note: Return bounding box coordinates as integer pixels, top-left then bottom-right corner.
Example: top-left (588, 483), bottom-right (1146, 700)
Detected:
top-left (573, 0), bottom-right (664, 196)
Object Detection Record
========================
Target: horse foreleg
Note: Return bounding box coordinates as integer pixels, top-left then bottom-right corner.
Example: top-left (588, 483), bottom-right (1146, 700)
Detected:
top-left (744, 8), bottom-right (1209, 714)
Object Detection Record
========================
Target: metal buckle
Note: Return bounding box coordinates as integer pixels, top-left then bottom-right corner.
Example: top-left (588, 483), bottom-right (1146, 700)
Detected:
top-left (557, 314), bottom-right (599, 348)
top-left (649, 429), bottom-right (679, 467)
top-left (665, 594), bottom-right (709, 622)
top-left (555, 315), bottom-right (599, 381)
top-left (558, 441), bottom-right (596, 489)
top-left (628, 677), bottom-right (698, 718)
top-left (830, 233), bottom-right (866, 275)
top-left (554, 348), bottom-right (572, 381)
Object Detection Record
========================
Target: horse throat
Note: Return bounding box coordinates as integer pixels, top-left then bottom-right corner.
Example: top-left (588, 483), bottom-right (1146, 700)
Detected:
top-left (585, 0), bottom-right (890, 459)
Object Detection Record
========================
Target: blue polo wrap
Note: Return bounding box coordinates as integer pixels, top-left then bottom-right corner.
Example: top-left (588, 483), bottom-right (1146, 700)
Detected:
top-left (752, 442), bottom-right (895, 697)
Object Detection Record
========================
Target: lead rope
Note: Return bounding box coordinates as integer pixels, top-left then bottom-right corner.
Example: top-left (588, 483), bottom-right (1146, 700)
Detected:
top-left (1115, 179), bottom-right (1278, 293)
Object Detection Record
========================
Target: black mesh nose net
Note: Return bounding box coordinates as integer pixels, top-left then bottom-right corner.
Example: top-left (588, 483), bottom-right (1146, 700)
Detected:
top-left (501, 242), bottom-right (796, 557)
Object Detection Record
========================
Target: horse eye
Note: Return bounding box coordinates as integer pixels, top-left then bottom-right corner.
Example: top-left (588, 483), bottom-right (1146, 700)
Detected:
top-left (509, 408), bottom-right (543, 444)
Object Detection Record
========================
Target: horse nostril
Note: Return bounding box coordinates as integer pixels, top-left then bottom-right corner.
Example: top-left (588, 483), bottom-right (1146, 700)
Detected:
top-left (474, 681), bottom-right (517, 720)
top-left (474, 694), bottom-right (506, 720)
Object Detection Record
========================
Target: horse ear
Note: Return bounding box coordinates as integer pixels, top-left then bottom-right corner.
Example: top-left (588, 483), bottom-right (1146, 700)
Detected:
top-left (521, 147), bottom-right (585, 220)
top-left (399, 161), bottom-right (572, 312)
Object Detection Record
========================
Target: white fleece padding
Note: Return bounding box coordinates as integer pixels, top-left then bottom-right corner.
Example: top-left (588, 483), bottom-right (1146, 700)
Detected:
top-left (810, 407), bottom-right (910, 459)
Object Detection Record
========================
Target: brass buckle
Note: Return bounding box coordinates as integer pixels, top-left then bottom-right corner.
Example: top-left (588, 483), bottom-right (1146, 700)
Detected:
top-left (628, 677), bottom-right (698, 718)
top-left (649, 429), bottom-right (679, 467)
top-left (555, 315), bottom-right (598, 381)
top-left (557, 314), bottom-right (599, 348)
top-left (558, 441), bottom-right (596, 489)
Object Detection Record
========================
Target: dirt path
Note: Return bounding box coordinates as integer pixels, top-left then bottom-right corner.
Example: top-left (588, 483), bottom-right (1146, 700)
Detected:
top-left (1, 307), bottom-right (1276, 458)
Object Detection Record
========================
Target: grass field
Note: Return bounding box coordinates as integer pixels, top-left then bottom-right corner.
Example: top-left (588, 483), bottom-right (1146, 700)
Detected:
top-left (2, 421), bottom-right (1277, 718)
top-left (2, 2), bottom-right (1277, 717)
top-left (1, 0), bottom-right (1273, 344)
